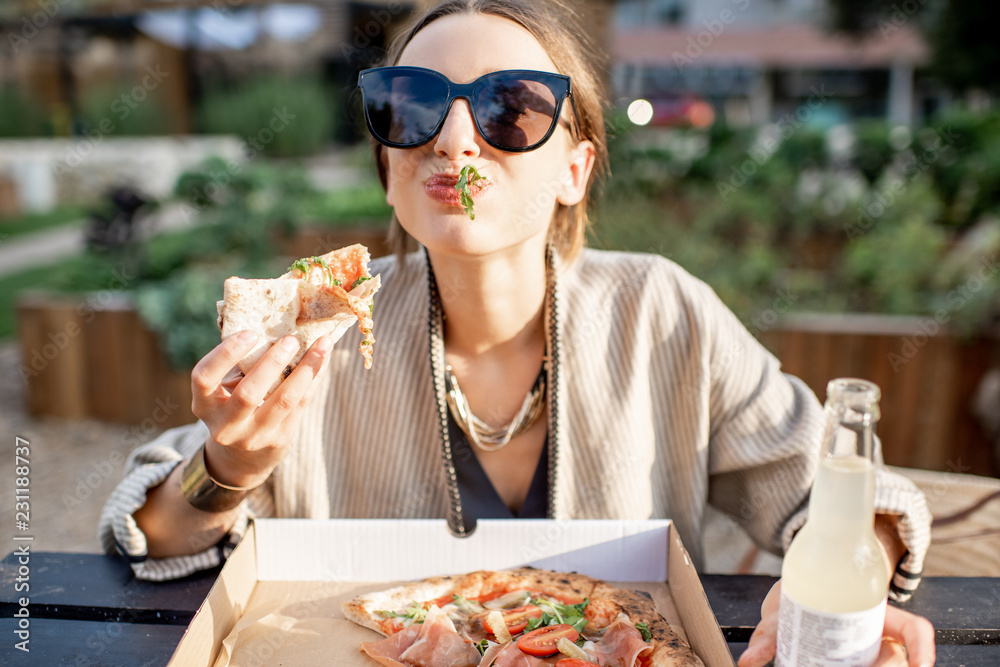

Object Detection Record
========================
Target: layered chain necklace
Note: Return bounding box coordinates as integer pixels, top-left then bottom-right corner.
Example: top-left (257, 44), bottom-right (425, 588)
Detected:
top-left (445, 362), bottom-right (547, 452)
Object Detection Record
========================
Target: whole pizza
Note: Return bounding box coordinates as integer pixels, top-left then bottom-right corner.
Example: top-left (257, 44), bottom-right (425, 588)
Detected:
top-left (343, 567), bottom-right (705, 666)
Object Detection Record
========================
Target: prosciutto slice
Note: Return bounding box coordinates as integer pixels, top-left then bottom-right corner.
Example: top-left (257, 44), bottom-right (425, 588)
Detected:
top-left (592, 618), bottom-right (653, 667)
top-left (485, 642), bottom-right (556, 667)
top-left (360, 607), bottom-right (483, 667)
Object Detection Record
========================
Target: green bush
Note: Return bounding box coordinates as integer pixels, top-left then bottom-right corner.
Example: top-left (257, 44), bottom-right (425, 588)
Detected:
top-left (0, 87), bottom-right (49, 137)
top-left (197, 76), bottom-right (336, 157)
top-left (303, 181), bottom-right (392, 227)
top-left (79, 85), bottom-right (171, 136)
top-left (125, 157), bottom-right (320, 367)
top-left (134, 267), bottom-right (229, 369)
top-left (593, 116), bottom-right (1000, 335)
top-left (171, 156), bottom-right (316, 268)
top-left (851, 120), bottom-right (899, 184)
top-left (921, 110), bottom-right (1000, 226)
top-left (841, 199), bottom-right (947, 315)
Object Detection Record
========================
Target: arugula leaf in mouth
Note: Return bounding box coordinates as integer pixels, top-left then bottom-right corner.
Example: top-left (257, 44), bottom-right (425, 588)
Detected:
top-left (455, 165), bottom-right (484, 220)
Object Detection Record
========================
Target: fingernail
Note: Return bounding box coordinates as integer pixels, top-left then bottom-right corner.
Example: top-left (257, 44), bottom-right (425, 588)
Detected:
top-left (237, 330), bottom-right (257, 345)
top-left (315, 335), bottom-right (333, 356)
top-left (280, 336), bottom-right (299, 353)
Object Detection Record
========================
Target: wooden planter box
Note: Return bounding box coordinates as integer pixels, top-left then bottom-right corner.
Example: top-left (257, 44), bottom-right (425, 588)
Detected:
top-left (16, 291), bottom-right (194, 428)
top-left (760, 313), bottom-right (998, 477)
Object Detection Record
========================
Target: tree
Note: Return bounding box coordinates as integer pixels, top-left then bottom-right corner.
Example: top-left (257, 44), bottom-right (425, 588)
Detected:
top-left (825, 0), bottom-right (998, 95)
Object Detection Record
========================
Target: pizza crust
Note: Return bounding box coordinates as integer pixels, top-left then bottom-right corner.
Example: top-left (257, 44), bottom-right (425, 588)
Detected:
top-left (591, 584), bottom-right (704, 667)
top-left (342, 575), bottom-right (463, 636)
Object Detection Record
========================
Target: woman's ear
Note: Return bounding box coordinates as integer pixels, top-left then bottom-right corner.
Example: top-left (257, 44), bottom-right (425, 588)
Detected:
top-left (556, 139), bottom-right (596, 206)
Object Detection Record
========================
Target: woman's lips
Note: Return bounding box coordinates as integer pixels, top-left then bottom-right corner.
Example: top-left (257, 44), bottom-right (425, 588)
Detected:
top-left (424, 172), bottom-right (490, 207)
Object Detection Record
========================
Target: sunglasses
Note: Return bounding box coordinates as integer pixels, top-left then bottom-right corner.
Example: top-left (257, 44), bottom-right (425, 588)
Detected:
top-left (357, 66), bottom-right (575, 153)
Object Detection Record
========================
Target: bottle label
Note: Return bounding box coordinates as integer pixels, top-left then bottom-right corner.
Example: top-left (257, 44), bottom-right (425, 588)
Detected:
top-left (775, 589), bottom-right (886, 667)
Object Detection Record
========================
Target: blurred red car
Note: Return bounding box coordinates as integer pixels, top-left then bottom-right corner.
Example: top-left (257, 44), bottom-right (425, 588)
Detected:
top-left (637, 94), bottom-right (715, 128)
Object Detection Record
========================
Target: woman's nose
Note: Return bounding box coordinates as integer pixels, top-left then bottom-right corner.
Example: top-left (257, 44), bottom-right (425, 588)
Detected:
top-left (433, 99), bottom-right (482, 160)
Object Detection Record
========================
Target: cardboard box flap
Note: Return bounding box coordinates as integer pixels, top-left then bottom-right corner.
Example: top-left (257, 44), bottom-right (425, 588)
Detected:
top-left (668, 525), bottom-right (736, 666)
top-left (254, 518), bottom-right (670, 582)
top-left (169, 518), bottom-right (259, 667)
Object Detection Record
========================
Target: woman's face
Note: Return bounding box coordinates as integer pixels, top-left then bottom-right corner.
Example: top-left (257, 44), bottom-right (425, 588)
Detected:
top-left (384, 13), bottom-right (595, 259)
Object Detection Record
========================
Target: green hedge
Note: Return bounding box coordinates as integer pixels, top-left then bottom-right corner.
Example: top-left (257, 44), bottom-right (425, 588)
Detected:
top-left (592, 110), bottom-right (1000, 335)
top-left (0, 88), bottom-right (49, 137)
top-left (197, 76), bottom-right (336, 158)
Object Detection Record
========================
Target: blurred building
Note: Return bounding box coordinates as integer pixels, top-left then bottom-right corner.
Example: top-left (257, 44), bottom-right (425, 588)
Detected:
top-left (0, 1), bottom-right (418, 138)
top-left (611, 0), bottom-right (943, 128)
top-left (0, 0), bottom-right (615, 211)
top-left (1, 0), bottom-right (615, 139)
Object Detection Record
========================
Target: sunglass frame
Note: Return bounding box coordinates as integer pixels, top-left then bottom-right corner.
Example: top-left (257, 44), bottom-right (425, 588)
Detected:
top-left (358, 66), bottom-right (574, 153)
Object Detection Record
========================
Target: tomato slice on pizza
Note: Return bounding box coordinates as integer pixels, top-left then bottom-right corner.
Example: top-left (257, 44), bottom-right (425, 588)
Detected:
top-left (342, 568), bottom-right (705, 666)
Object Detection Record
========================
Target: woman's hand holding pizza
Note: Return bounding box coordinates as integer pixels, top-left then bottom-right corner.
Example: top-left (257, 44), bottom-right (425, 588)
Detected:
top-left (191, 330), bottom-right (333, 490)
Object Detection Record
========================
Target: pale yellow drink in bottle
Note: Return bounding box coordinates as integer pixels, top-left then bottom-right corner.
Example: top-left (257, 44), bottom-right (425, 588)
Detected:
top-left (775, 378), bottom-right (890, 667)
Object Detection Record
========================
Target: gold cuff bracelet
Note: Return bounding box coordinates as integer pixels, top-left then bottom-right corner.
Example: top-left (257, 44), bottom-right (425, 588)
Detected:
top-left (180, 445), bottom-right (255, 513)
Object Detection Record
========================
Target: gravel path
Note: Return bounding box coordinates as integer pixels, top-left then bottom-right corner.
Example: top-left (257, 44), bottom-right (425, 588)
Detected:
top-left (0, 340), bottom-right (165, 554)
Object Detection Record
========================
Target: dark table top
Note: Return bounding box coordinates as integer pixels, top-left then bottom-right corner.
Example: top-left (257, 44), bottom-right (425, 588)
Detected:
top-left (1, 551), bottom-right (998, 665)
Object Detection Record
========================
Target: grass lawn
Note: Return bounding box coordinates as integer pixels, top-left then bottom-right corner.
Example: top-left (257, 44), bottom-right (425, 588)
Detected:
top-left (0, 205), bottom-right (88, 238)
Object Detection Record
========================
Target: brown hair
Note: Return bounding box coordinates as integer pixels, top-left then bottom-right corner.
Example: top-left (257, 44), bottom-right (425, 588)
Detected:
top-left (373, 0), bottom-right (608, 264)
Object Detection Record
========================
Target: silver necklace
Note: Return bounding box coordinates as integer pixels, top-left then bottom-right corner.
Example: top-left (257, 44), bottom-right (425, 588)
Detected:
top-left (445, 363), bottom-right (547, 452)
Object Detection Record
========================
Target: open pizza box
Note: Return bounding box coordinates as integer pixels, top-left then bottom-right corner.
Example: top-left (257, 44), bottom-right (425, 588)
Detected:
top-left (167, 518), bottom-right (735, 666)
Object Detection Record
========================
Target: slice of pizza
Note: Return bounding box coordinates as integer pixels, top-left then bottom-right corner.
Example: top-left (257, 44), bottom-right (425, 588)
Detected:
top-left (217, 244), bottom-right (380, 390)
top-left (342, 568), bottom-right (705, 667)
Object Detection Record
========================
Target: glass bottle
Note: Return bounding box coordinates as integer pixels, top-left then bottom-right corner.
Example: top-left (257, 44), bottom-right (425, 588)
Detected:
top-left (775, 378), bottom-right (889, 667)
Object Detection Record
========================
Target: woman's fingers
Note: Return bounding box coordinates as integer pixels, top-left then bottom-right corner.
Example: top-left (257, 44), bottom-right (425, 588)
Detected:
top-left (220, 367), bottom-right (244, 393)
top-left (224, 335), bottom-right (301, 417)
top-left (738, 582), bottom-right (780, 667)
top-left (191, 333), bottom-right (335, 487)
top-left (877, 636), bottom-right (909, 665)
top-left (191, 331), bottom-right (258, 404)
top-left (882, 605), bottom-right (936, 667)
top-left (256, 335), bottom-right (334, 425)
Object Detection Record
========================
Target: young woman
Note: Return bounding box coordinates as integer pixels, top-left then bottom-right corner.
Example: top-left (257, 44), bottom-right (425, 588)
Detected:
top-left (101, 1), bottom-right (934, 664)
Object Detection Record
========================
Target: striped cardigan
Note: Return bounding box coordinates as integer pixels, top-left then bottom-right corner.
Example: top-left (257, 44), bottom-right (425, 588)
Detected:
top-left (99, 249), bottom-right (931, 599)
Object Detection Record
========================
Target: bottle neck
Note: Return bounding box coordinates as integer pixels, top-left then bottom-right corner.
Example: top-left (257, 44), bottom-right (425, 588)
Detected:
top-left (808, 454), bottom-right (877, 536)
top-left (808, 378), bottom-right (881, 536)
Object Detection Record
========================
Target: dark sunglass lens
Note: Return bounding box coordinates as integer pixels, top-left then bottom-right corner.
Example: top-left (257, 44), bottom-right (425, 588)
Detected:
top-left (476, 75), bottom-right (560, 149)
top-left (364, 71), bottom-right (448, 146)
